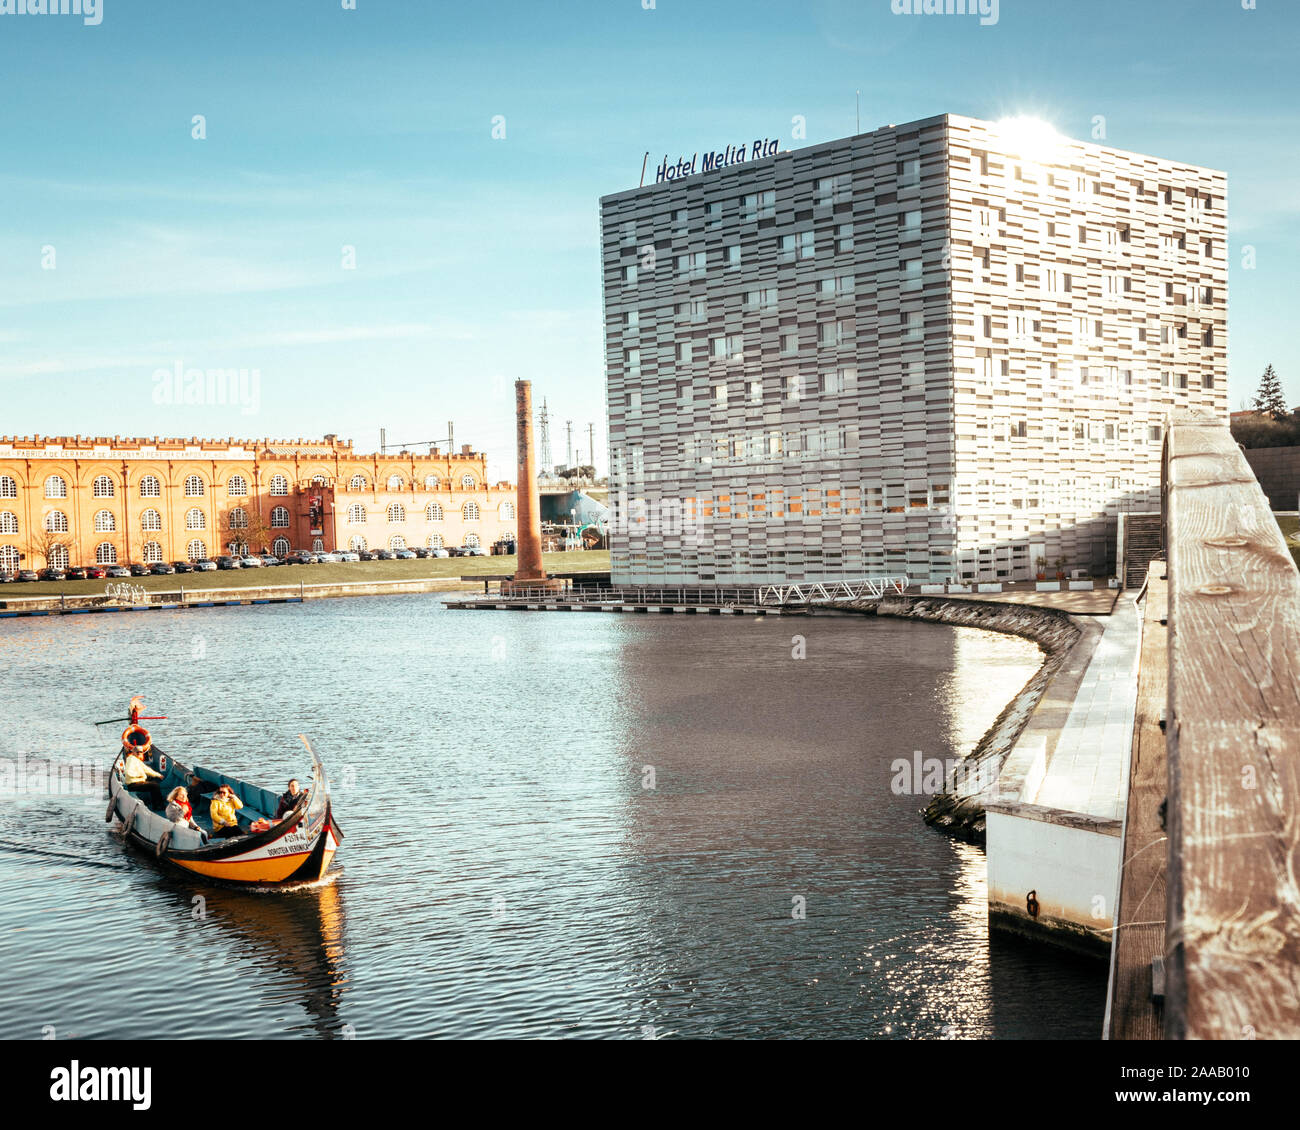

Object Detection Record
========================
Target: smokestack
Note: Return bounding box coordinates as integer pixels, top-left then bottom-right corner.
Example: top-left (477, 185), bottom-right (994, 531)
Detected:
top-left (503, 380), bottom-right (562, 595)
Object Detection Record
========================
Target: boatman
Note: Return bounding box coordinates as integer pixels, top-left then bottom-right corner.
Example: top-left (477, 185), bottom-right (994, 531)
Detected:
top-left (274, 778), bottom-right (310, 820)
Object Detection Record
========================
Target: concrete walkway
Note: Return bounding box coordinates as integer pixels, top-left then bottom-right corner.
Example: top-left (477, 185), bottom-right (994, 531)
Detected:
top-left (1032, 596), bottom-right (1142, 820)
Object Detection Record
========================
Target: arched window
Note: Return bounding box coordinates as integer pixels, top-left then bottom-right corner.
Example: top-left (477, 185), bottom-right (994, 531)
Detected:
top-left (387, 475), bottom-right (403, 491)
top-left (271, 506), bottom-right (289, 528)
top-left (95, 542), bottom-right (117, 565)
top-left (312, 537), bottom-right (324, 552)
top-left (92, 475), bottom-right (115, 498)
top-left (139, 475), bottom-right (161, 498)
top-left (347, 504), bottom-right (366, 524)
top-left (426, 502), bottom-right (443, 521)
top-left (185, 508), bottom-right (206, 530)
top-left (424, 475), bottom-right (440, 490)
top-left (349, 535), bottom-right (367, 552)
top-left (463, 502), bottom-right (480, 521)
top-left (387, 503), bottom-right (405, 523)
top-left (0, 476), bottom-right (16, 499)
top-left (0, 512), bottom-right (17, 535)
top-left (184, 475), bottom-right (205, 497)
top-left (230, 540), bottom-right (248, 557)
top-left (141, 509), bottom-right (162, 532)
top-left (228, 507), bottom-right (249, 529)
top-left (270, 474), bottom-right (289, 496)
top-left (227, 474), bottom-right (248, 497)
top-left (499, 501), bottom-right (516, 520)
top-left (349, 474), bottom-right (367, 491)
top-left (0, 546), bottom-right (19, 571)
top-left (47, 544), bottom-right (69, 569)
top-left (187, 539), bottom-right (207, 561)
top-left (461, 474), bottom-right (476, 489)
top-left (45, 475), bottom-right (67, 498)
top-left (465, 533), bottom-right (481, 549)
top-left (272, 537), bottom-right (291, 557)
top-left (45, 511), bottom-right (69, 533)
top-left (427, 533), bottom-right (444, 549)
top-left (142, 542), bottom-right (163, 564)
top-left (311, 473), bottom-right (327, 486)
top-left (389, 535), bottom-right (406, 550)
top-left (93, 509), bottom-right (116, 532)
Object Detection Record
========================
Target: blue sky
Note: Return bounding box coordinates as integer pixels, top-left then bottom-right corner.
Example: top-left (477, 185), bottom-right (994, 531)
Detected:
top-left (1, 0), bottom-right (1296, 477)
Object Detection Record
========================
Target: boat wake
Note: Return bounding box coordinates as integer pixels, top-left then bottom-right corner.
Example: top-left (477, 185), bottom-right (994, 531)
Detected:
top-left (0, 838), bottom-right (130, 870)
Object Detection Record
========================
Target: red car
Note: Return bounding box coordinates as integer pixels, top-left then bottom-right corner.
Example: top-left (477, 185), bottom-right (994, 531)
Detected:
top-left (86, 566), bottom-right (106, 579)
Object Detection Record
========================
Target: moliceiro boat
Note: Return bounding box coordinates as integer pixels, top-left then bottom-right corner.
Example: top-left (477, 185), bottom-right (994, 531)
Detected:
top-left (105, 705), bottom-right (342, 885)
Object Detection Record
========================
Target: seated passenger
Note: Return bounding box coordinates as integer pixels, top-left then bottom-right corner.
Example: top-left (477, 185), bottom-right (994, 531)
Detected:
top-left (209, 784), bottom-right (245, 839)
top-left (274, 778), bottom-right (310, 820)
top-left (122, 748), bottom-right (165, 808)
top-left (165, 786), bottom-right (203, 831)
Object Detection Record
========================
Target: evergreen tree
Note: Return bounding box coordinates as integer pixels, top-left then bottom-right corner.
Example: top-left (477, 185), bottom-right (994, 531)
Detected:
top-left (1252, 364), bottom-right (1288, 419)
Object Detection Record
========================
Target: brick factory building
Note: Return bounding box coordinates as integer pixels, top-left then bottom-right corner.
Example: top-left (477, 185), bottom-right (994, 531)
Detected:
top-left (600, 113), bottom-right (1227, 585)
top-left (0, 434), bottom-right (517, 571)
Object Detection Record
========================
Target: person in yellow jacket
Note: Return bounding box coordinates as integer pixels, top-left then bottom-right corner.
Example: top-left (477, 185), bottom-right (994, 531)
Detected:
top-left (209, 784), bottom-right (245, 839)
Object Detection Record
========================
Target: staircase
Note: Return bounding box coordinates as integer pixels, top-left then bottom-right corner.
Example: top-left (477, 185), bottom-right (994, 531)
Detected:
top-left (1122, 513), bottom-right (1163, 590)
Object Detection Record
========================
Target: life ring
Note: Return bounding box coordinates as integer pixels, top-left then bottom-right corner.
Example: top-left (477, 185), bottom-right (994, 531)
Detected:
top-left (121, 724), bottom-right (152, 756)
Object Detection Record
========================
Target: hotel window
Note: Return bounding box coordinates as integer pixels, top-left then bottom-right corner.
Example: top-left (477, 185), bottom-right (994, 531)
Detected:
top-left (426, 502), bottom-right (443, 521)
top-left (676, 381), bottom-right (693, 404)
top-left (836, 223), bottom-right (854, 253)
top-left (0, 512), bottom-right (16, 535)
top-left (819, 275), bottom-right (855, 298)
top-left (1149, 424), bottom-right (1163, 441)
top-left (271, 507), bottom-right (290, 528)
top-left (818, 321), bottom-right (847, 347)
top-left (711, 334), bottom-right (743, 361)
top-left (678, 252), bottom-right (706, 278)
top-left (724, 245), bottom-right (741, 269)
top-left (226, 474), bottom-right (248, 496)
top-left (780, 332), bottom-right (799, 355)
top-left (1105, 423), bottom-right (1116, 441)
top-left (705, 202), bottom-right (722, 228)
top-left (745, 287), bottom-right (777, 310)
top-left (347, 504), bottom-right (366, 524)
top-left (628, 390), bottom-right (642, 411)
top-left (461, 474), bottom-right (477, 489)
top-left (184, 508), bottom-right (205, 530)
top-left (624, 348), bottom-right (641, 377)
top-left (93, 509), bottom-right (115, 532)
top-left (424, 475), bottom-right (439, 490)
top-left (269, 475), bottom-right (288, 496)
top-left (1202, 327), bottom-right (1214, 347)
top-left (623, 264), bottom-right (637, 284)
top-left (387, 474), bottom-right (404, 490)
top-left (980, 315), bottom-right (992, 339)
top-left (785, 373), bottom-right (801, 402)
top-left (901, 259), bottom-right (922, 291)
top-left (713, 382), bottom-right (728, 407)
top-left (619, 220), bottom-right (636, 246)
top-left (141, 542), bottom-right (162, 565)
top-left (678, 297), bottom-right (706, 321)
top-left (780, 230), bottom-right (815, 260)
top-left (673, 208), bottom-right (688, 229)
top-left (974, 207), bottom-right (992, 237)
top-left (1205, 373), bottom-right (1215, 389)
top-left (623, 310), bottom-right (639, 330)
top-left (903, 311), bottom-right (923, 342)
top-left (815, 175), bottom-right (852, 206)
top-left (228, 507), bottom-right (248, 529)
top-left (45, 475), bottom-right (67, 499)
top-left (821, 366), bottom-right (856, 395)
top-left (748, 380), bottom-right (763, 405)
top-left (740, 190), bottom-right (775, 220)
top-left (349, 474), bottom-right (367, 491)
top-left (901, 209), bottom-right (922, 236)
top-left (898, 158), bottom-right (920, 187)
top-left (463, 502), bottom-right (481, 521)
top-left (0, 476), bottom-right (14, 499)
top-left (96, 543), bottom-right (117, 566)
top-left (676, 340), bottom-right (695, 363)
top-left (141, 509), bottom-right (162, 532)
top-left (1202, 239), bottom-right (1213, 257)
top-left (92, 475), bottom-right (114, 498)
top-left (1178, 373), bottom-right (1189, 389)
top-left (45, 511), bottom-right (69, 533)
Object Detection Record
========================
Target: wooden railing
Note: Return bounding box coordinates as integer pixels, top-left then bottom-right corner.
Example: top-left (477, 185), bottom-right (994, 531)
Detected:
top-left (1162, 410), bottom-right (1300, 1039)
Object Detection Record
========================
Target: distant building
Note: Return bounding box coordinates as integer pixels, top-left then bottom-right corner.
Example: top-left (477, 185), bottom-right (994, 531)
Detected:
top-left (600, 113), bottom-right (1227, 584)
top-left (0, 434), bottom-right (517, 570)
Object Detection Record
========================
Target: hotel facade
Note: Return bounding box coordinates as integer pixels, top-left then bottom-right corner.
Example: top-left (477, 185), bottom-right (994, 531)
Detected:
top-left (600, 113), bottom-right (1227, 585)
top-left (0, 435), bottom-right (517, 572)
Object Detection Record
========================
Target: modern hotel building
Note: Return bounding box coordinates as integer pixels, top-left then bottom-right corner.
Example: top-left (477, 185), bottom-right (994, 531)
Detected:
top-left (600, 113), bottom-right (1227, 584)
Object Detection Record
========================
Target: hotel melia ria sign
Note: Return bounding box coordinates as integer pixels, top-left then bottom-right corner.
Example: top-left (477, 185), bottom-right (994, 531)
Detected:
top-left (654, 138), bottom-right (781, 183)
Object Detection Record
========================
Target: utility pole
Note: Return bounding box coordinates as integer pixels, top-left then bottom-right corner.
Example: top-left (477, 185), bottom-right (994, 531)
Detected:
top-left (587, 422), bottom-right (595, 473)
top-left (565, 420), bottom-right (573, 468)
top-left (538, 398), bottom-right (552, 471)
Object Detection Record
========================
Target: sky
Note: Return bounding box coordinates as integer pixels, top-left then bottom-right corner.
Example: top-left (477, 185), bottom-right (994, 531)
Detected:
top-left (1, 0), bottom-right (1297, 479)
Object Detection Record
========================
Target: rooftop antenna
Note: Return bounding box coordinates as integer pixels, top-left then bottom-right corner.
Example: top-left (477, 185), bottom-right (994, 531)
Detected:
top-left (538, 398), bottom-right (553, 471)
top-left (587, 422), bottom-right (595, 473)
top-left (565, 420), bottom-right (573, 468)
top-left (640, 151), bottom-right (650, 187)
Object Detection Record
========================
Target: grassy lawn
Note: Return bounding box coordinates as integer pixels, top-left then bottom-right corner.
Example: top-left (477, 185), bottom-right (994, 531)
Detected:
top-left (1276, 514), bottom-right (1300, 570)
top-left (3, 550), bottom-right (609, 599)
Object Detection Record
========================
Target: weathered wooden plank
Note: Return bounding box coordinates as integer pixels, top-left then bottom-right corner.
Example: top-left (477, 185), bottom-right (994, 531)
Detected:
top-left (1164, 410), bottom-right (1300, 1040)
top-left (1107, 563), bottom-right (1169, 1039)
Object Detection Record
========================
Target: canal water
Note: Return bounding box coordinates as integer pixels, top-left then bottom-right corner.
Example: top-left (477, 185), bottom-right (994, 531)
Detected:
top-left (0, 597), bottom-right (1106, 1039)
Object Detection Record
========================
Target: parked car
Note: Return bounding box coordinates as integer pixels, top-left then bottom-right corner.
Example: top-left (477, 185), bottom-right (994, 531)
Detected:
top-left (319, 551), bottom-right (342, 563)
top-left (0, 570), bottom-right (13, 582)
top-left (129, 562), bottom-right (152, 577)
top-left (359, 550), bottom-right (379, 561)
top-left (18, 569), bottom-right (39, 581)
top-left (215, 556), bottom-right (241, 570)
top-left (430, 548), bottom-right (450, 559)
top-left (66, 567), bottom-right (88, 580)
top-left (150, 563), bottom-right (176, 575)
top-left (462, 546), bottom-right (489, 557)
top-left (194, 559), bottom-right (217, 571)
top-left (375, 549), bottom-right (394, 561)
top-left (106, 565), bottom-right (131, 578)
top-left (260, 555), bottom-right (280, 567)
top-left (39, 567), bottom-right (67, 581)
top-left (338, 551), bottom-right (360, 563)
top-left (172, 560), bottom-right (194, 574)
top-left (394, 549), bottom-right (417, 560)
top-left (86, 566), bottom-right (106, 579)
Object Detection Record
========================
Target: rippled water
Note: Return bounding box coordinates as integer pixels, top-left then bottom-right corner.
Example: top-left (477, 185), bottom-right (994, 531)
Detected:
top-left (0, 597), bottom-right (1106, 1038)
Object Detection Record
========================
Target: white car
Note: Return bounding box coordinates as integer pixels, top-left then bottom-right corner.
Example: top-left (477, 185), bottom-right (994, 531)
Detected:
top-left (239, 555), bottom-right (262, 568)
top-left (194, 559), bottom-right (217, 571)
top-left (430, 548), bottom-right (450, 558)
top-left (319, 551), bottom-right (342, 563)
top-left (339, 551), bottom-right (360, 563)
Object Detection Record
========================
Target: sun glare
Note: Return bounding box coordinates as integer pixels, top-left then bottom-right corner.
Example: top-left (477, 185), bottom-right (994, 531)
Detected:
top-left (994, 116), bottom-right (1063, 161)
